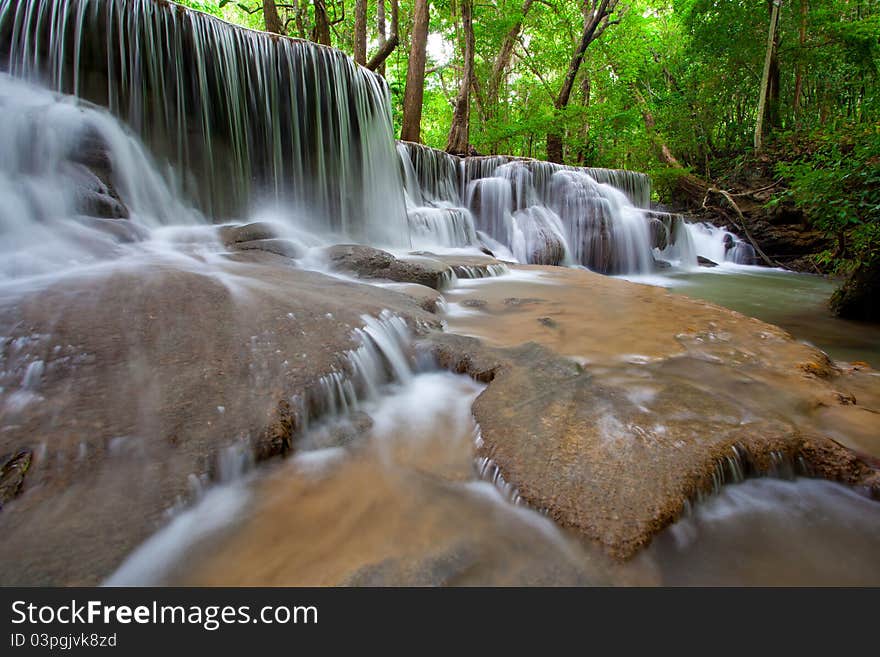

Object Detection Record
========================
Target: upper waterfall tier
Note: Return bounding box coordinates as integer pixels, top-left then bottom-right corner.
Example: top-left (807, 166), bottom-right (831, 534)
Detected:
top-left (0, 0), bottom-right (409, 246)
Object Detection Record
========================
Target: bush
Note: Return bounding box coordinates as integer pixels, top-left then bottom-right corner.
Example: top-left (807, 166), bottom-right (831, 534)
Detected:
top-left (773, 126), bottom-right (880, 274)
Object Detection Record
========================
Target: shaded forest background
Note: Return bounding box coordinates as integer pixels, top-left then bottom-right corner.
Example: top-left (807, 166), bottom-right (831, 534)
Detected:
top-left (177, 0), bottom-right (879, 309)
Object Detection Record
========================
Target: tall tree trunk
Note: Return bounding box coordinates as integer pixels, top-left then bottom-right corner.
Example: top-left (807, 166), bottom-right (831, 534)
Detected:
top-left (576, 73), bottom-right (591, 165)
top-left (793, 0), bottom-right (807, 115)
top-left (445, 0), bottom-right (475, 155)
top-left (262, 0), bottom-right (284, 34)
top-left (291, 0), bottom-right (307, 39)
top-left (546, 0), bottom-right (620, 163)
top-left (376, 0), bottom-right (387, 75)
top-left (367, 0), bottom-right (399, 72)
top-left (312, 0), bottom-right (332, 46)
top-left (485, 0), bottom-right (536, 113)
top-left (354, 0), bottom-right (367, 64)
top-left (401, 0), bottom-right (430, 142)
top-left (755, 0), bottom-right (782, 151)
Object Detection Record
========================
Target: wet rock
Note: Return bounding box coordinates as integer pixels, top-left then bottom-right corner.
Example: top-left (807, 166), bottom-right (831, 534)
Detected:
top-left (461, 298), bottom-right (488, 309)
top-left (648, 217), bottom-right (669, 250)
top-left (697, 256), bottom-right (719, 268)
top-left (0, 450), bottom-right (31, 508)
top-left (217, 222), bottom-right (281, 245)
top-left (68, 130), bottom-right (129, 219)
top-left (503, 297), bottom-right (542, 307)
top-left (0, 257), bottom-right (435, 585)
top-left (379, 283), bottom-right (446, 314)
top-left (830, 251), bottom-right (880, 322)
top-left (72, 216), bottom-right (150, 243)
top-left (323, 244), bottom-right (453, 290)
top-left (231, 238), bottom-right (304, 260)
top-left (427, 332), bottom-right (880, 560)
top-left (537, 316), bottom-right (558, 329)
top-left (653, 258), bottom-right (672, 270)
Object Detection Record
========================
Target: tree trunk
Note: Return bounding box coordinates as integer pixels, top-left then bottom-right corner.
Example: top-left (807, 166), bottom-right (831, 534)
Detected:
top-left (376, 0), bottom-right (387, 75)
top-left (354, 0), bottom-right (367, 64)
top-left (291, 0), bottom-right (307, 39)
top-left (401, 0), bottom-right (430, 142)
top-left (485, 0), bottom-right (536, 112)
top-left (445, 0), bottom-right (475, 155)
top-left (367, 0), bottom-right (399, 72)
top-left (546, 0), bottom-right (620, 163)
top-left (262, 0), bottom-right (284, 35)
top-left (576, 73), bottom-right (591, 165)
top-left (793, 0), bottom-right (807, 115)
top-left (755, 0), bottom-right (782, 151)
top-left (312, 0), bottom-right (332, 46)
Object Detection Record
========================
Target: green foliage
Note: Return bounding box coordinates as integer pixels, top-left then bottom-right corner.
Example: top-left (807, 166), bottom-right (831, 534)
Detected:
top-left (774, 126), bottom-right (880, 271)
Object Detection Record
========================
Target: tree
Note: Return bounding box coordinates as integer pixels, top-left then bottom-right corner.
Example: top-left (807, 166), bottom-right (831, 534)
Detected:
top-left (262, 0), bottom-right (284, 34)
top-left (546, 0), bottom-right (621, 163)
top-left (401, 0), bottom-right (430, 142)
top-left (445, 0), bottom-right (476, 154)
top-left (312, 0), bottom-right (332, 45)
top-left (354, 0), bottom-right (367, 64)
top-left (485, 0), bottom-right (537, 113)
top-left (367, 0), bottom-right (400, 72)
top-left (755, 0), bottom-right (782, 151)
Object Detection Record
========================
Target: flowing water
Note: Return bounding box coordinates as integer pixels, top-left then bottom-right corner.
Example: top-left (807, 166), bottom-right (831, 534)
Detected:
top-left (1, 0), bottom-right (879, 587)
top-left (665, 266), bottom-right (880, 368)
top-left (105, 298), bottom-right (880, 586)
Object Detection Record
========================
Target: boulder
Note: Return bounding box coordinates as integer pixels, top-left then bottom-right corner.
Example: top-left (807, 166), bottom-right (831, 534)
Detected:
top-left (648, 217), bottom-right (669, 250)
top-left (217, 222), bottom-right (281, 246)
top-left (231, 238), bottom-right (304, 260)
top-left (697, 256), bottom-right (719, 267)
top-left (830, 252), bottom-right (880, 322)
top-left (323, 244), bottom-right (453, 290)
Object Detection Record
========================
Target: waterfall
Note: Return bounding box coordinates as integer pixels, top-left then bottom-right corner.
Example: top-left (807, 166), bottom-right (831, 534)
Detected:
top-left (0, 72), bottom-right (203, 280)
top-left (398, 142), bottom-right (659, 274)
top-left (0, 0), bottom-right (409, 246)
top-left (1, 0), bottom-right (686, 275)
top-left (683, 222), bottom-right (758, 266)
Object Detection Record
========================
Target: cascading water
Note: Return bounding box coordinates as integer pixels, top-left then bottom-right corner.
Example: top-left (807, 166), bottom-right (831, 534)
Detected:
top-left (0, 0), bottom-right (409, 246)
top-left (0, 72), bottom-right (203, 280)
top-left (683, 222), bottom-right (758, 266)
top-left (1, 0), bottom-right (689, 275)
top-left (397, 141), bottom-right (667, 274)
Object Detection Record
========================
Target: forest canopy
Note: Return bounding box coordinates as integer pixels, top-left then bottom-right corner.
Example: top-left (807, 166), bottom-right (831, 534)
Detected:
top-left (178, 1), bottom-right (878, 166)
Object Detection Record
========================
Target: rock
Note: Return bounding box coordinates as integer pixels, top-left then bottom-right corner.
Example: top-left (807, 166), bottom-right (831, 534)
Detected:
top-left (653, 258), bottom-right (672, 270)
top-left (537, 316), bottom-right (558, 328)
top-left (231, 238), bottom-right (304, 260)
top-left (395, 255), bottom-right (455, 289)
top-left (217, 222), bottom-right (281, 246)
top-left (323, 244), bottom-right (454, 290)
top-left (72, 216), bottom-right (150, 243)
top-left (648, 218), bottom-right (669, 250)
top-left (379, 283), bottom-right (446, 314)
top-left (461, 298), bottom-right (488, 309)
top-left (830, 252), bottom-right (880, 322)
top-left (0, 450), bottom-right (32, 508)
top-left (427, 332), bottom-right (880, 560)
top-left (526, 228), bottom-right (566, 266)
top-left (0, 255), bottom-right (435, 584)
top-left (697, 256), bottom-right (719, 267)
top-left (430, 264), bottom-right (880, 560)
top-left (68, 130), bottom-right (130, 219)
